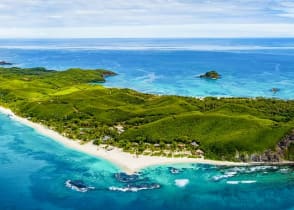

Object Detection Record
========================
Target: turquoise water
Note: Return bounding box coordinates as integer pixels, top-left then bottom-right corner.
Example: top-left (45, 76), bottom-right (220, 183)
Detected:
top-left (0, 38), bottom-right (294, 209)
top-left (0, 113), bottom-right (293, 210)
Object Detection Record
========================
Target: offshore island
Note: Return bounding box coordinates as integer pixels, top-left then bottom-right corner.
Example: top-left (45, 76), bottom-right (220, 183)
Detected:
top-left (0, 67), bottom-right (293, 173)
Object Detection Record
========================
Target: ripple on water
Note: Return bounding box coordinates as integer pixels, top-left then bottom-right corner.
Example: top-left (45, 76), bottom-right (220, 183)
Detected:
top-left (114, 172), bottom-right (142, 183)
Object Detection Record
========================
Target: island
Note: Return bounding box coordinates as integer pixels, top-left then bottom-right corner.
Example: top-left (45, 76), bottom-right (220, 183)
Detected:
top-left (271, 88), bottom-right (280, 94)
top-left (0, 67), bottom-right (293, 173)
top-left (199, 70), bottom-right (221, 79)
top-left (0, 61), bottom-right (13, 65)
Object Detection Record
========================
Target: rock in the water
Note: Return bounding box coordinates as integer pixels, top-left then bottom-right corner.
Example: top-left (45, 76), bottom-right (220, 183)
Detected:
top-left (199, 71), bottom-right (221, 79)
top-left (65, 180), bottom-right (95, 192)
top-left (169, 167), bottom-right (181, 174)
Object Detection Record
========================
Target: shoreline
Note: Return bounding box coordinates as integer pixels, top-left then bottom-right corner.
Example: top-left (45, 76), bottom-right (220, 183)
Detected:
top-left (0, 106), bottom-right (292, 174)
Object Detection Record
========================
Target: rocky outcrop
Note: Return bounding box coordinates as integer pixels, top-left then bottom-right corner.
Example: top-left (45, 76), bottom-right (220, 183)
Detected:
top-left (248, 130), bottom-right (294, 162)
top-left (102, 71), bottom-right (117, 77)
top-left (250, 150), bottom-right (281, 162)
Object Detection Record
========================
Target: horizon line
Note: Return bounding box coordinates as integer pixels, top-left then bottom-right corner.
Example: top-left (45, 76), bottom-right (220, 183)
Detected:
top-left (0, 37), bottom-right (294, 39)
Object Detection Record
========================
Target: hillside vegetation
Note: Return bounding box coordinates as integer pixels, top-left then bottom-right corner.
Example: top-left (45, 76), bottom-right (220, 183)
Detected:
top-left (0, 67), bottom-right (293, 161)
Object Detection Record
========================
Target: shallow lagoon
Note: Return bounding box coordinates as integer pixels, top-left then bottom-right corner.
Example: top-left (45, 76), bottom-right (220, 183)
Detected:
top-left (0, 113), bottom-right (293, 210)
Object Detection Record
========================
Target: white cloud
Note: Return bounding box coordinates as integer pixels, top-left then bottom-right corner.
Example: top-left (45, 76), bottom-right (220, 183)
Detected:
top-left (0, 0), bottom-right (290, 26)
top-left (0, 0), bottom-right (294, 37)
top-left (275, 1), bottom-right (294, 18)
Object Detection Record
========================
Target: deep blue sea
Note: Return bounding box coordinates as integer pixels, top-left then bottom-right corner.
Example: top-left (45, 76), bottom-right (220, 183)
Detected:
top-left (0, 38), bottom-right (294, 210)
top-left (1, 38), bottom-right (294, 98)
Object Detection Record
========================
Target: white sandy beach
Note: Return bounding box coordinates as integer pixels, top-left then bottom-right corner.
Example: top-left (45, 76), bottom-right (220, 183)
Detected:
top-left (0, 106), bottom-right (257, 174)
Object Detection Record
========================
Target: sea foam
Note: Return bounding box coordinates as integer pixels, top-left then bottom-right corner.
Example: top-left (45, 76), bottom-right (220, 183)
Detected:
top-left (226, 180), bottom-right (257, 185)
top-left (175, 179), bottom-right (189, 187)
top-left (109, 183), bottom-right (160, 192)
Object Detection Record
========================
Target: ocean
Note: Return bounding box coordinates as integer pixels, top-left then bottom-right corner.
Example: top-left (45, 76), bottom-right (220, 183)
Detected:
top-left (1, 38), bottom-right (294, 98)
top-left (0, 38), bottom-right (293, 210)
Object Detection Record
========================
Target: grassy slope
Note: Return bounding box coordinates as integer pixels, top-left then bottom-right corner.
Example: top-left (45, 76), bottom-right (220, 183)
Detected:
top-left (0, 67), bottom-right (293, 160)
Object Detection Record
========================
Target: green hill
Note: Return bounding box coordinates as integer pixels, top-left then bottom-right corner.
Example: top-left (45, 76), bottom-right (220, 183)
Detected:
top-left (0, 67), bottom-right (293, 161)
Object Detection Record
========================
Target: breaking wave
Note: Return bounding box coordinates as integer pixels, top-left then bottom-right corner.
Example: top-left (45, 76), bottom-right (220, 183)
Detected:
top-left (109, 183), bottom-right (160, 192)
top-left (226, 180), bottom-right (257, 185)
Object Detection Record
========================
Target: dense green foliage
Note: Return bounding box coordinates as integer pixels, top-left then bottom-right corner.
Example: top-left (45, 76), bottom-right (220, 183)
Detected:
top-left (0, 67), bottom-right (293, 160)
top-left (286, 143), bottom-right (294, 161)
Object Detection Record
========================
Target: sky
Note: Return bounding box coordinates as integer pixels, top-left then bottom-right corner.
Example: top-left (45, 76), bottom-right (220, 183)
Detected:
top-left (1, 0), bottom-right (294, 38)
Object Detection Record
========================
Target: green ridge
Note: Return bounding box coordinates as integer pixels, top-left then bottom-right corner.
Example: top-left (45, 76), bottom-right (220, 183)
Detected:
top-left (0, 67), bottom-right (293, 160)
